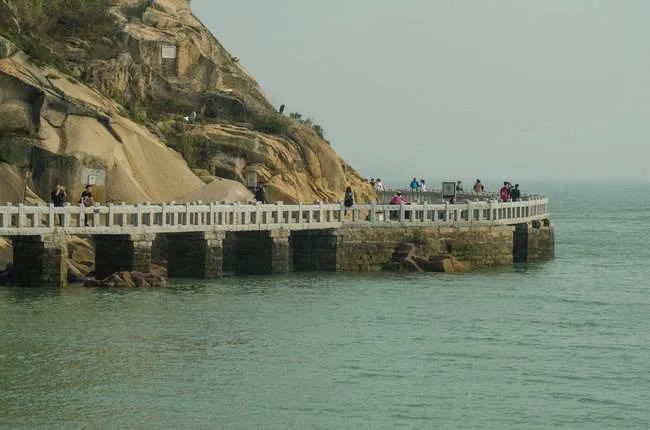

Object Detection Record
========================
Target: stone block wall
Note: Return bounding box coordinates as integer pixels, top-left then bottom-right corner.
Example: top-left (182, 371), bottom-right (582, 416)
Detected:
top-left (94, 234), bottom-right (154, 279)
top-left (334, 225), bottom-right (518, 272)
top-left (527, 224), bottom-right (555, 262)
top-left (12, 235), bottom-right (68, 287)
top-left (292, 229), bottom-right (339, 271)
top-left (167, 232), bottom-right (225, 278)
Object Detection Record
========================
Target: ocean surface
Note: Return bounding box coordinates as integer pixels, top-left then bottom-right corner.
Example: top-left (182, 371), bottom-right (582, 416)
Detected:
top-left (1, 182), bottom-right (649, 429)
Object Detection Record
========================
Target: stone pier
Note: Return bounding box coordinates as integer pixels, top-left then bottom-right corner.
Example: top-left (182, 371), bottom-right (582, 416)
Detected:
top-left (513, 221), bottom-right (555, 263)
top-left (291, 229), bottom-right (340, 271)
top-left (167, 232), bottom-right (225, 278)
top-left (93, 234), bottom-right (154, 279)
top-left (12, 234), bottom-right (68, 287)
top-left (232, 229), bottom-right (291, 275)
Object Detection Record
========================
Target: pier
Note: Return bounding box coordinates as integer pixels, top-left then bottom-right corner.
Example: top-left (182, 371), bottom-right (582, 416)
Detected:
top-left (0, 197), bottom-right (553, 287)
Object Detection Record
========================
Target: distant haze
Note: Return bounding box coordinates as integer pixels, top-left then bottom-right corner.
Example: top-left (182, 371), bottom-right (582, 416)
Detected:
top-left (193, 0), bottom-right (650, 183)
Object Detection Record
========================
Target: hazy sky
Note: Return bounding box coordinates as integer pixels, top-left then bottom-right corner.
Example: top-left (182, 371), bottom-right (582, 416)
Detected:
top-left (193, 0), bottom-right (650, 182)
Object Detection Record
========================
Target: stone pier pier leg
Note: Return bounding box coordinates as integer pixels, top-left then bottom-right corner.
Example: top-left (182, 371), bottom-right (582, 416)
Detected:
top-left (513, 221), bottom-right (555, 263)
top-left (233, 229), bottom-right (292, 275)
top-left (93, 234), bottom-right (154, 279)
top-left (291, 229), bottom-right (340, 271)
top-left (269, 229), bottom-right (291, 274)
top-left (12, 234), bottom-right (68, 287)
top-left (167, 232), bottom-right (225, 278)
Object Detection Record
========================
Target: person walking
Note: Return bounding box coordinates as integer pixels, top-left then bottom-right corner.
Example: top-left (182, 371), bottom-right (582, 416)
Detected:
top-left (456, 180), bottom-right (464, 193)
top-left (374, 178), bottom-right (385, 192)
top-left (369, 178), bottom-right (376, 188)
top-left (419, 179), bottom-right (427, 192)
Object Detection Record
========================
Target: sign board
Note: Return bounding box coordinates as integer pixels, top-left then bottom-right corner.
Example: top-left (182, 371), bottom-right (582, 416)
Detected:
top-left (442, 182), bottom-right (456, 200)
top-left (161, 45), bottom-right (177, 59)
top-left (81, 168), bottom-right (106, 186)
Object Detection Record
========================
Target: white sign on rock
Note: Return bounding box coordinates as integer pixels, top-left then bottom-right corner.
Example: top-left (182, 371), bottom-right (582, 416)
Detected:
top-left (161, 45), bottom-right (177, 59)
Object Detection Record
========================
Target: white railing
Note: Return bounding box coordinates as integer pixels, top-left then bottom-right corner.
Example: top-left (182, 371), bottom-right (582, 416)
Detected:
top-left (0, 198), bottom-right (549, 236)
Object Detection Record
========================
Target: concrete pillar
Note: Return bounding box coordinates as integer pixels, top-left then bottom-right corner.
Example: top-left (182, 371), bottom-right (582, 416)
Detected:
top-left (93, 234), bottom-right (154, 279)
top-left (232, 229), bottom-right (291, 275)
top-left (292, 229), bottom-right (340, 271)
top-left (167, 232), bottom-right (225, 278)
top-left (12, 234), bottom-right (68, 287)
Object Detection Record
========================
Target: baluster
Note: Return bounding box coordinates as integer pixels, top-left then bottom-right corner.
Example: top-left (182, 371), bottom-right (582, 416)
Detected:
top-left (107, 203), bottom-right (114, 227)
top-left (48, 204), bottom-right (55, 229)
top-left (93, 203), bottom-right (100, 228)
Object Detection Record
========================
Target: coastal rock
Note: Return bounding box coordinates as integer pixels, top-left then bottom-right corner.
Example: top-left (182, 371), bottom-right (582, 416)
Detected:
top-left (85, 270), bottom-right (166, 288)
top-left (0, 0), bottom-right (373, 205)
top-left (0, 99), bottom-right (33, 134)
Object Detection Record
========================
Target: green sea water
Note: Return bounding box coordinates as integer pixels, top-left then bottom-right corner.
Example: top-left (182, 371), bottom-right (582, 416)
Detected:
top-left (1, 182), bottom-right (649, 429)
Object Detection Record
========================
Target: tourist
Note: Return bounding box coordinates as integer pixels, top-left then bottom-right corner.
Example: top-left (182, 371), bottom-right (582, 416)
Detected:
top-left (369, 178), bottom-right (376, 188)
top-left (390, 191), bottom-right (409, 205)
top-left (51, 184), bottom-right (67, 207)
top-left (499, 181), bottom-right (511, 202)
top-left (510, 184), bottom-right (521, 201)
top-left (390, 191), bottom-right (410, 220)
top-left (456, 180), bottom-right (464, 193)
top-left (344, 186), bottom-right (355, 208)
top-left (419, 179), bottom-right (427, 192)
top-left (375, 178), bottom-right (385, 192)
top-left (254, 184), bottom-right (267, 203)
top-left (473, 179), bottom-right (484, 193)
top-left (410, 178), bottom-right (418, 192)
top-left (79, 185), bottom-right (94, 226)
top-left (51, 184), bottom-right (67, 226)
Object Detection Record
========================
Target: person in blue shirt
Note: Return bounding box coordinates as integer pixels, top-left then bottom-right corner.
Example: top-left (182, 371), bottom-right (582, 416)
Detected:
top-left (410, 178), bottom-right (418, 192)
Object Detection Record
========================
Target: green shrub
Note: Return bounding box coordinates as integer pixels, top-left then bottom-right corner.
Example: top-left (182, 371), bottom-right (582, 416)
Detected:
top-left (252, 114), bottom-right (290, 135)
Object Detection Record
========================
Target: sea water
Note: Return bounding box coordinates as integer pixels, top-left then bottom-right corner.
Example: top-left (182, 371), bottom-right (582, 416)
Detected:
top-left (1, 182), bottom-right (649, 429)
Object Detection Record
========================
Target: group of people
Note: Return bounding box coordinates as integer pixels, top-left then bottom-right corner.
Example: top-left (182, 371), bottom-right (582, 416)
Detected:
top-left (50, 184), bottom-right (94, 208)
top-left (50, 184), bottom-right (95, 226)
top-left (409, 178), bottom-right (428, 192)
top-left (368, 178), bottom-right (385, 192)
top-left (499, 181), bottom-right (521, 202)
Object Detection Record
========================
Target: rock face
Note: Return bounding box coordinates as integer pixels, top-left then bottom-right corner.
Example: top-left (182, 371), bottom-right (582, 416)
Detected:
top-left (0, 0), bottom-right (372, 206)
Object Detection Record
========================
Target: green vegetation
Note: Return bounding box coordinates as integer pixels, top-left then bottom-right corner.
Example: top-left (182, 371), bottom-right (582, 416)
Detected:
top-left (253, 114), bottom-right (291, 135)
top-left (288, 112), bottom-right (326, 139)
top-left (1, 0), bottom-right (117, 65)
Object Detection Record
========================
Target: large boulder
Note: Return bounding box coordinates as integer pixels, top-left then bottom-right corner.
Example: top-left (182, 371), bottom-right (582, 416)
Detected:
top-left (0, 99), bottom-right (33, 134)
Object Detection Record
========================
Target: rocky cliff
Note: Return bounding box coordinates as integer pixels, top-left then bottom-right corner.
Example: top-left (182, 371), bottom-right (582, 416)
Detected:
top-left (0, 0), bottom-right (372, 205)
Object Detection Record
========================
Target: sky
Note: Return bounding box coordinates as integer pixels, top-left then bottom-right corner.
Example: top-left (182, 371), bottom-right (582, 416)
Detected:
top-left (193, 0), bottom-right (650, 183)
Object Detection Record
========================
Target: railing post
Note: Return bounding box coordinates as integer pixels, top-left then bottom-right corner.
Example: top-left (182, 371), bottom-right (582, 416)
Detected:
top-left (48, 204), bottom-right (55, 228)
top-left (78, 204), bottom-right (85, 228)
top-left (298, 203), bottom-right (304, 224)
top-left (185, 202), bottom-right (191, 226)
top-left (399, 204), bottom-right (406, 223)
top-left (319, 202), bottom-right (325, 223)
top-left (340, 202), bottom-right (345, 222)
top-left (18, 204), bottom-right (25, 228)
top-left (369, 202), bottom-right (376, 223)
top-left (63, 204), bottom-right (71, 228)
top-left (93, 203), bottom-right (100, 228)
top-left (107, 203), bottom-right (114, 227)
